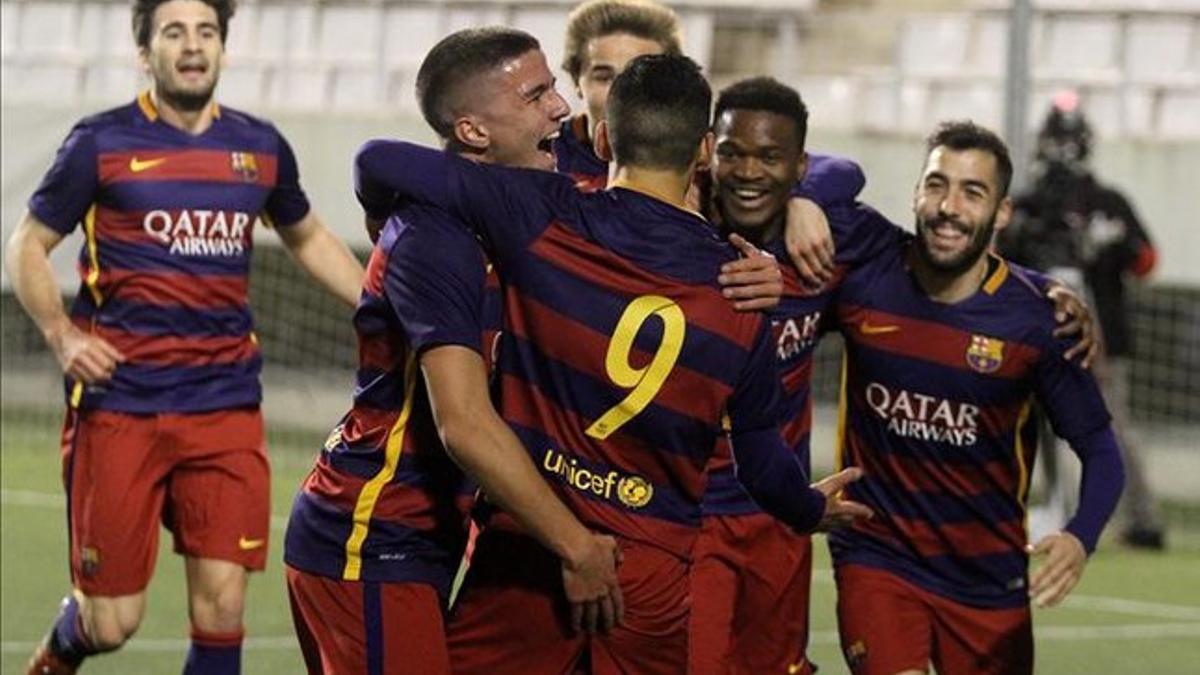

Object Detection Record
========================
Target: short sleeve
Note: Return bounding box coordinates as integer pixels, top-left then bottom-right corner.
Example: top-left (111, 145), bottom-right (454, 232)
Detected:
top-left (726, 321), bottom-right (787, 434)
top-left (1034, 329), bottom-right (1112, 444)
top-left (383, 204), bottom-right (487, 355)
top-left (27, 122), bottom-right (100, 235)
top-left (265, 130), bottom-right (312, 228)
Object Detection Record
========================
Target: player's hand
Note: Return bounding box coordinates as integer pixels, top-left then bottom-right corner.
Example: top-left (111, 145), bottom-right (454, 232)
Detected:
top-left (561, 533), bottom-right (624, 635)
top-left (719, 234), bottom-right (783, 311)
top-left (1028, 530), bottom-right (1087, 608)
top-left (811, 467), bottom-right (873, 531)
top-left (784, 197), bottom-right (836, 287)
top-left (1046, 282), bottom-right (1099, 369)
top-left (47, 323), bottom-right (125, 385)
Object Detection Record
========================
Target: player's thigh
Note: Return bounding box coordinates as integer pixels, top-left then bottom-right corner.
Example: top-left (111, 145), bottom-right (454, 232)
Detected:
top-left (63, 409), bottom-right (173, 596)
top-left (447, 529), bottom-right (584, 675)
top-left (835, 564), bottom-right (932, 675)
top-left (286, 566), bottom-right (450, 675)
top-left (930, 598), bottom-right (1032, 675)
top-left (164, 407), bottom-right (270, 570)
top-left (593, 538), bottom-right (689, 675)
top-left (729, 521), bottom-right (814, 675)
top-left (688, 515), bottom-right (743, 675)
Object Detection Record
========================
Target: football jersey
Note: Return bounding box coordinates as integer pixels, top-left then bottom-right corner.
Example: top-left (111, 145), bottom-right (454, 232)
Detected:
top-left (27, 91), bottom-right (310, 413)
top-left (702, 207), bottom-right (901, 516)
top-left (283, 203), bottom-right (487, 597)
top-left (554, 114), bottom-right (609, 193)
top-left (356, 140), bottom-right (828, 560)
top-left (829, 218), bottom-right (1112, 608)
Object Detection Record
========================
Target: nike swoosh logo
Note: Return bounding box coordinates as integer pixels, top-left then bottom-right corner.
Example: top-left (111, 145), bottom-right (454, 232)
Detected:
top-left (129, 157), bottom-right (167, 173)
top-left (860, 321), bottom-right (900, 335)
top-left (238, 536), bottom-right (266, 551)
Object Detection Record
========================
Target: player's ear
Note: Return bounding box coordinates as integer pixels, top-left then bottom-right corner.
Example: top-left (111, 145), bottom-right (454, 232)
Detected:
top-left (453, 115), bottom-right (489, 152)
top-left (994, 195), bottom-right (1014, 234)
top-left (696, 130), bottom-right (715, 168)
top-left (796, 150), bottom-right (809, 183)
top-left (594, 119), bottom-right (613, 162)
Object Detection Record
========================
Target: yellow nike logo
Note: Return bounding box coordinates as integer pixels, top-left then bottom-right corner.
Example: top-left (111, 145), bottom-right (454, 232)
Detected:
top-left (237, 536), bottom-right (266, 551)
top-left (129, 156), bottom-right (167, 173)
top-left (859, 321), bottom-right (900, 335)
top-left (787, 661), bottom-right (807, 675)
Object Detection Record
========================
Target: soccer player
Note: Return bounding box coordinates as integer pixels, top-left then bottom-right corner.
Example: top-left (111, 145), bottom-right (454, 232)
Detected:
top-left (690, 77), bottom-right (902, 675)
top-left (355, 53), bottom-right (872, 674)
top-left (817, 121), bottom-right (1125, 675)
top-left (283, 28), bottom-right (623, 674)
top-left (557, 0), bottom-right (681, 191)
top-left (4, 1), bottom-right (365, 674)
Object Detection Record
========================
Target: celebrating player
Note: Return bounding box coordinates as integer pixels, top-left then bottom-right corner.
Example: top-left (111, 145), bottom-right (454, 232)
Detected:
top-left (5, 1), bottom-right (364, 674)
top-left (355, 53), bottom-right (872, 674)
top-left (690, 77), bottom-right (901, 675)
top-left (283, 28), bottom-right (623, 674)
top-left (818, 121), bottom-right (1125, 675)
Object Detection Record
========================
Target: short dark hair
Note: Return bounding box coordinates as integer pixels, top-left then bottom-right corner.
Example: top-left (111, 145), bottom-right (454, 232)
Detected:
top-left (132, 0), bottom-right (236, 49)
top-left (607, 54), bottom-right (711, 171)
top-left (925, 120), bottom-right (1014, 197)
top-left (714, 77), bottom-right (809, 150)
top-left (416, 27), bottom-right (541, 141)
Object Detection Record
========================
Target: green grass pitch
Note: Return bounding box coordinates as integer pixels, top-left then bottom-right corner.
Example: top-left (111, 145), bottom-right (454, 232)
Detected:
top-left (3, 419), bottom-right (1199, 674)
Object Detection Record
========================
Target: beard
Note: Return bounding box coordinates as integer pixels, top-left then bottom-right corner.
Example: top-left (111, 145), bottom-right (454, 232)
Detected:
top-left (914, 211), bottom-right (997, 275)
top-left (158, 77), bottom-right (218, 113)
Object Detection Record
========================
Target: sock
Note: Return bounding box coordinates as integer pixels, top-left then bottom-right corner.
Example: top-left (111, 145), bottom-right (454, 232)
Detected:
top-left (47, 595), bottom-right (98, 666)
top-left (182, 627), bottom-right (243, 675)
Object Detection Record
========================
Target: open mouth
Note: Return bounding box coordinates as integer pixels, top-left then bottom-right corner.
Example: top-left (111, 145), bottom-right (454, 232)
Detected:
top-left (926, 217), bottom-right (971, 249)
top-left (537, 130), bottom-right (560, 159)
top-left (177, 62), bottom-right (208, 79)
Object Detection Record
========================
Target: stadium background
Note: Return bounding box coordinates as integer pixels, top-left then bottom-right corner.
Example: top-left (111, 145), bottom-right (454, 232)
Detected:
top-left (1, 0), bottom-right (1197, 672)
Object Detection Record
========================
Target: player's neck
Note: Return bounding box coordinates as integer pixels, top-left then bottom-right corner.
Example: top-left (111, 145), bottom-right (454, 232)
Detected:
top-left (608, 165), bottom-right (696, 215)
top-left (908, 250), bottom-right (991, 304)
top-left (150, 88), bottom-right (216, 135)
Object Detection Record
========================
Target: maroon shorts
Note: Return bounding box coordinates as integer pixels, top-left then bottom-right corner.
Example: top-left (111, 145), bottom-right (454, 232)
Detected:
top-left (835, 564), bottom-right (1033, 675)
top-left (689, 513), bottom-right (814, 675)
top-left (286, 566), bottom-right (450, 675)
top-left (61, 407), bottom-right (269, 596)
top-left (447, 529), bottom-right (689, 675)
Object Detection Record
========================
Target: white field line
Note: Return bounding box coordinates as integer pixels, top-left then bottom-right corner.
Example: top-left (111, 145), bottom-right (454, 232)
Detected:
top-left (6, 489), bottom-right (1200, 649)
top-left (1, 489), bottom-right (289, 530)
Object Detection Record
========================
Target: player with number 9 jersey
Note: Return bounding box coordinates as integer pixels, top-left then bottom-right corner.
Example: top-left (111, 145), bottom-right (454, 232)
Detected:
top-left (354, 130), bottom-right (833, 671)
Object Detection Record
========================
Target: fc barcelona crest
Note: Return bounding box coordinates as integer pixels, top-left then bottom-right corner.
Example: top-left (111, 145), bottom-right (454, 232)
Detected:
top-left (230, 152), bottom-right (259, 182)
top-left (966, 334), bottom-right (1004, 373)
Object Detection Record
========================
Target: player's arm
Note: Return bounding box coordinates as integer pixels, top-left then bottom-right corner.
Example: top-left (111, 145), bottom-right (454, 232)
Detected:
top-left (783, 153), bottom-right (867, 284)
top-left (1027, 330), bottom-right (1126, 608)
top-left (355, 139), bottom-right (559, 260)
top-left (727, 323), bottom-right (872, 532)
top-left (420, 346), bottom-right (623, 633)
top-left (5, 212), bottom-right (124, 383)
top-left (9, 121), bottom-right (124, 383)
top-left (274, 211), bottom-right (364, 307)
top-left (385, 211), bottom-right (621, 633)
top-left (265, 130), bottom-right (364, 307)
top-left (1014, 265), bottom-right (1100, 368)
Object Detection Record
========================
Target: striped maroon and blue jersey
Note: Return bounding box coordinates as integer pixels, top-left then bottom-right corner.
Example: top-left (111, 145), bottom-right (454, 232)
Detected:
top-left (829, 225), bottom-right (1111, 608)
top-left (702, 209), bottom-right (901, 516)
top-left (554, 114), bottom-right (608, 193)
top-left (284, 203), bottom-right (489, 596)
top-left (356, 142), bottom-right (812, 560)
top-left (26, 92), bottom-right (310, 413)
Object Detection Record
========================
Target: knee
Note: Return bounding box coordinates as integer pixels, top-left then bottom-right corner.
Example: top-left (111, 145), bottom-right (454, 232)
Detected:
top-left (79, 595), bottom-right (144, 651)
top-left (190, 576), bottom-right (247, 632)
